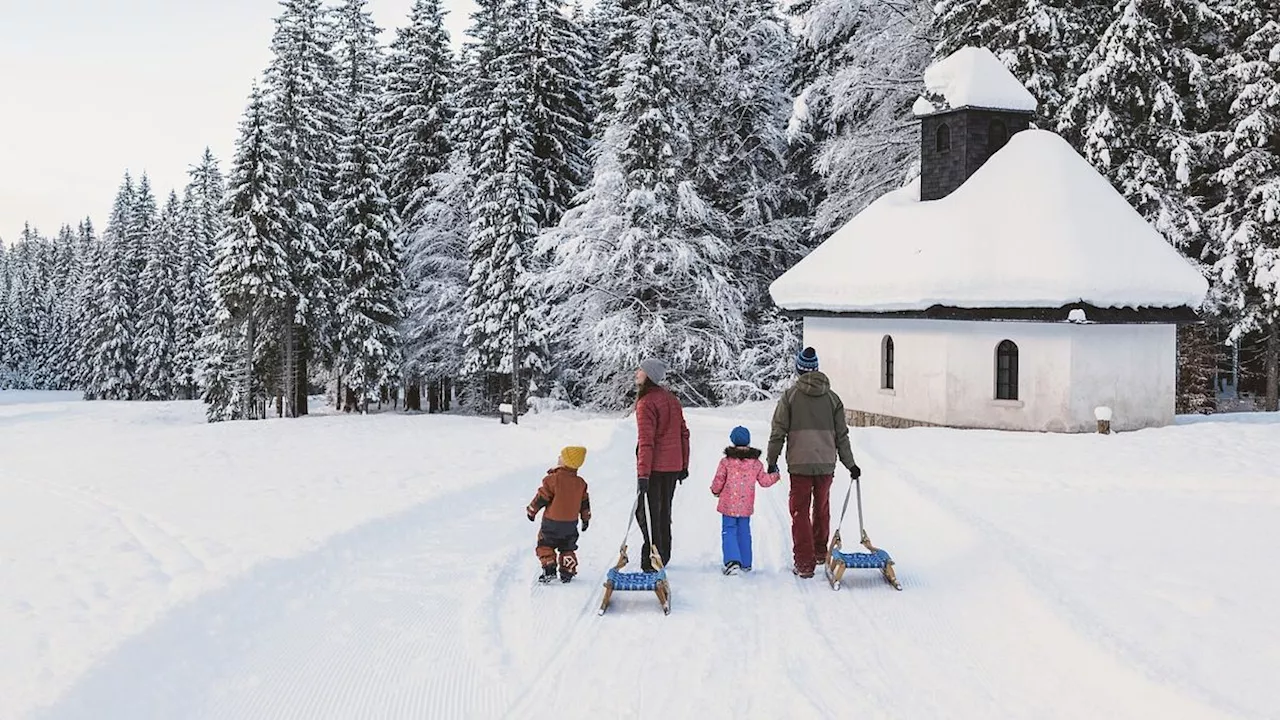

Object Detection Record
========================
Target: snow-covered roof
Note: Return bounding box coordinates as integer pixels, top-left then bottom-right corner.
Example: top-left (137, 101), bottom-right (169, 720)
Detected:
top-left (914, 47), bottom-right (1037, 116)
top-left (770, 130), bottom-right (1209, 314)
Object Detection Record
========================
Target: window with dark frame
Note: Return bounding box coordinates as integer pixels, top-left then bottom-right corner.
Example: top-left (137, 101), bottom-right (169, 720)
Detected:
top-left (936, 123), bottom-right (951, 152)
top-left (989, 119), bottom-right (1009, 152)
top-left (882, 335), bottom-right (895, 390)
top-left (996, 340), bottom-right (1019, 400)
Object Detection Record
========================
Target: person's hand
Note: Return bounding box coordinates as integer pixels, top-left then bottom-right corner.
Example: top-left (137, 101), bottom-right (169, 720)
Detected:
top-left (527, 509), bottom-right (536, 521)
top-left (580, 519), bottom-right (589, 532)
top-left (767, 464), bottom-right (779, 475)
top-left (850, 463), bottom-right (862, 480)
top-left (637, 477), bottom-right (649, 493)
top-left (677, 469), bottom-right (688, 483)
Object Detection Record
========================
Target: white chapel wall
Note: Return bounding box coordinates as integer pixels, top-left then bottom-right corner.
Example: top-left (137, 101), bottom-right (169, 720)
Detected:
top-left (1067, 324), bottom-right (1176, 431)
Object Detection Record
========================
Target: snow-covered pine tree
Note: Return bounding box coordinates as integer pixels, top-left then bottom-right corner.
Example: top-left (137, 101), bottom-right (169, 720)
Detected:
top-left (264, 0), bottom-right (342, 417)
top-left (174, 150), bottom-right (225, 400)
top-left (329, 104), bottom-right (404, 412)
top-left (47, 225), bottom-right (80, 389)
top-left (332, 0), bottom-right (384, 112)
top-left (86, 176), bottom-right (139, 400)
top-left (786, 0), bottom-right (935, 234)
top-left (73, 219), bottom-right (103, 394)
top-left (0, 241), bottom-right (9, 388)
top-left (932, 0), bottom-right (1112, 125)
top-left (380, 0), bottom-right (459, 409)
top-left (538, 0), bottom-right (744, 408)
top-left (207, 86), bottom-right (293, 422)
top-left (1060, 0), bottom-right (1221, 254)
top-left (524, 0), bottom-right (593, 228)
top-left (402, 146), bottom-right (471, 412)
top-left (381, 0), bottom-right (455, 228)
top-left (585, 0), bottom-right (631, 132)
top-left (3, 228), bottom-right (40, 389)
top-left (136, 192), bottom-right (182, 400)
top-left (1212, 8), bottom-right (1280, 411)
top-left (462, 3), bottom-right (545, 412)
top-left (680, 0), bottom-right (807, 401)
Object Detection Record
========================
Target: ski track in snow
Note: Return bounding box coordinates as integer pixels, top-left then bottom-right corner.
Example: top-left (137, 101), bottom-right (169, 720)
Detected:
top-left (8, 394), bottom-right (1273, 719)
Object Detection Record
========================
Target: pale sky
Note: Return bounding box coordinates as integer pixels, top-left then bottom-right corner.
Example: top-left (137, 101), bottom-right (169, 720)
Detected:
top-left (0, 0), bottom-right (480, 244)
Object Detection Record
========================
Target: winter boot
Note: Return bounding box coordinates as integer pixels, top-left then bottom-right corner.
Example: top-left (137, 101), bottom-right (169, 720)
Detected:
top-left (723, 561), bottom-right (741, 576)
top-left (539, 564), bottom-right (558, 584)
top-left (792, 565), bottom-right (814, 579)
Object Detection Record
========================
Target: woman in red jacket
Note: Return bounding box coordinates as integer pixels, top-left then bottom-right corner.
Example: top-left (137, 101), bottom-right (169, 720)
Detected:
top-left (634, 358), bottom-right (690, 572)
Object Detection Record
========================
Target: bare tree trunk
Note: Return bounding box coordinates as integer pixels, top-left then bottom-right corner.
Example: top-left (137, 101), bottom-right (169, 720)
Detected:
top-left (1266, 322), bottom-right (1279, 412)
top-left (295, 342), bottom-right (309, 416)
top-left (242, 306), bottom-right (257, 420)
top-left (406, 383), bottom-right (421, 412)
top-left (282, 304), bottom-right (296, 418)
top-left (335, 376), bottom-right (342, 409)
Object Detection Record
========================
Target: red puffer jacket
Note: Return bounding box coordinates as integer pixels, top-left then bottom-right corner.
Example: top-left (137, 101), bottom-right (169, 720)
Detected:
top-left (636, 386), bottom-right (690, 479)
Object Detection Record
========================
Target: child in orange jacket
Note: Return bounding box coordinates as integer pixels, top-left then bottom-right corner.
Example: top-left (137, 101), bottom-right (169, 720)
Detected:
top-left (527, 446), bottom-right (591, 583)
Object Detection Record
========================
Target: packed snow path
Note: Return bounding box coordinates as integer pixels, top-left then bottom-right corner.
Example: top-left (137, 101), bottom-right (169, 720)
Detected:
top-left (4, 393), bottom-right (1276, 719)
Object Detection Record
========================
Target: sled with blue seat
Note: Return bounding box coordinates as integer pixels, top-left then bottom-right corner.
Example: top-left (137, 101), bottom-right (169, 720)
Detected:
top-left (599, 491), bottom-right (671, 615)
top-left (824, 476), bottom-right (902, 591)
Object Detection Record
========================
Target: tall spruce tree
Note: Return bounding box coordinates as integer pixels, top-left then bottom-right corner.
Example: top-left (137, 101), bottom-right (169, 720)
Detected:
top-left (264, 0), bottom-right (341, 416)
top-left (74, 219), bottom-right (103, 394)
top-left (1060, 0), bottom-right (1221, 253)
top-left (462, 4), bottom-right (545, 408)
top-left (539, 0), bottom-right (744, 407)
top-left (1212, 9), bottom-right (1280, 410)
top-left (175, 150), bottom-right (225, 400)
top-left (136, 192), bottom-right (182, 400)
top-left (381, 0), bottom-right (455, 228)
top-left (330, 105), bottom-right (404, 411)
top-left (524, 0), bottom-right (593, 228)
top-left (682, 0), bottom-right (807, 401)
top-left (0, 241), bottom-right (8, 388)
top-left (208, 86), bottom-right (293, 421)
top-left (86, 176), bottom-right (139, 400)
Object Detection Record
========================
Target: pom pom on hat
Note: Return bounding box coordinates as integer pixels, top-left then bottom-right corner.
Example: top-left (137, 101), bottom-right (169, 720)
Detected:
top-left (729, 426), bottom-right (751, 447)
top-left (560, 446), bottom-right (587, 470)
top-left (796, 346), bottom-right (819, 373)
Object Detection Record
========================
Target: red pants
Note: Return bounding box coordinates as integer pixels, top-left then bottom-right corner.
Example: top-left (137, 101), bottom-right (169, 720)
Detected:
top-left (789, 474), bottom-right (833, 572)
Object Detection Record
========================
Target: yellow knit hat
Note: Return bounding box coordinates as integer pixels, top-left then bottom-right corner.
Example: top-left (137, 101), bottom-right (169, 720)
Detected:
top-left (560, 446), bottom-right (587, 470)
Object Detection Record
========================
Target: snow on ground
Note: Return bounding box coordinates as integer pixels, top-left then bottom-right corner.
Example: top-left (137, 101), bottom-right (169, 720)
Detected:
top-left (3, 391), bottom-right (1278, 719)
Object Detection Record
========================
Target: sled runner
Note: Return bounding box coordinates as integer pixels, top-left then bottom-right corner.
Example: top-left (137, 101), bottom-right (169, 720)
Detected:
top-left (599, 490), bottom-right (671, 616)
top-left (824, 475), bottom-right (902, 591)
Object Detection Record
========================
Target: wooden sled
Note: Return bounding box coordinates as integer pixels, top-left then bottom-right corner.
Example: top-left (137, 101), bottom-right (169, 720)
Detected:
top-left (824, 529), bottom-right (901, 591)
top-left (599, 544), bottom-right (671, 616)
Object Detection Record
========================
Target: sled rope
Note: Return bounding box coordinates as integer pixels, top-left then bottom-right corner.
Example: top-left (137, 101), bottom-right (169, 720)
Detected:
top-left (834, 474), bottom-right (867, 543)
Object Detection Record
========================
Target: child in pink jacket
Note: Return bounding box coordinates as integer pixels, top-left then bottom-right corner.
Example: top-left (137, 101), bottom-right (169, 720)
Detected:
top-left (710, 426), bottom-right (780, 575)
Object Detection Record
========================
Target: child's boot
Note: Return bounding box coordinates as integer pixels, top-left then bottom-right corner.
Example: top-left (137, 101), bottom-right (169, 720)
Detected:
top-left (538, 564), bottom-right (558, 584)
top-left (559, 552), bottom-right (578, 583)
top-left (723, 561), bottom-right (741, 576)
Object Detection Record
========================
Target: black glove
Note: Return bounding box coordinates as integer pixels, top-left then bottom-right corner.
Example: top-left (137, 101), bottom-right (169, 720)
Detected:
top-left (637, 477), bottom-right (649, 493)
top-left (767, 464), bottom-right (779, 475)
top-left (850, 463), bottom-right (862, 480)
top-left (677, 469), bottom-right (688, 483)
top-left (527, 509), bottom-right (536, 522)
top-left (580, 519), bottom-right (589, 532)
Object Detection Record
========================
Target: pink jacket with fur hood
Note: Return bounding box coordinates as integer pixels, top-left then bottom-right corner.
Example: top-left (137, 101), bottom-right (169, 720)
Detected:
top-left (710, 447), bottom-right (780, 517)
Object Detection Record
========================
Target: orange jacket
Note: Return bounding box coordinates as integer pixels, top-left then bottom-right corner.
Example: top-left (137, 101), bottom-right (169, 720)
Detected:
top-left (527, 467), bottom-right (591, 524)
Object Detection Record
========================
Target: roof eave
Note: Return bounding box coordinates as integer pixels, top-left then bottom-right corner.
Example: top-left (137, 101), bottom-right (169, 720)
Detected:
top-left (778, 303), bottom-right (1202, 325)
top-left (914, 104), bottom-right (1038, 120)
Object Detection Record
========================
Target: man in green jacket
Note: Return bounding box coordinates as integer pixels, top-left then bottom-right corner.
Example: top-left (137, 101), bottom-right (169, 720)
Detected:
top-left (767, 346), bottom-right (861, 578)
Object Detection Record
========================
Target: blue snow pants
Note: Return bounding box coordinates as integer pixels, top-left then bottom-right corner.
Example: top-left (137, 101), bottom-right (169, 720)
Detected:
top-left (721, 515), bottom-right (753, 569)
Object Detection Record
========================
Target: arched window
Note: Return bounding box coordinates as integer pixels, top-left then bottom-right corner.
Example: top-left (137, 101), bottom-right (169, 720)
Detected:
top-left (996, 340), bottom-right (1019, 400)
top-left (989, 119), bottom-right (1009, 152)
top-left (936, 123), bottom-right (951, 152)
top-left (881, 336), bottom-right (895, 390)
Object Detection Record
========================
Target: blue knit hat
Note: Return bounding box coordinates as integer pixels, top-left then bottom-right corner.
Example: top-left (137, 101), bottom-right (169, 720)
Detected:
top-left (796, 347), bottom-right (819, 373)
top-left (730, 426), bottom-right (751, 447)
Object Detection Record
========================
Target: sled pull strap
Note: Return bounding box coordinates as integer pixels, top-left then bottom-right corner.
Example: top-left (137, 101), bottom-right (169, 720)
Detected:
top-left (835, 475), bottom-right (855, 535)
top-left (618, 490), bottom-right (642, 554)
top-left (855, 476), bottom-right (867, 541)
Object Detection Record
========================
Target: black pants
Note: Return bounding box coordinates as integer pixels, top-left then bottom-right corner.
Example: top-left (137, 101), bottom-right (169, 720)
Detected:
top-left (637, 471), bottom-right (678, 571)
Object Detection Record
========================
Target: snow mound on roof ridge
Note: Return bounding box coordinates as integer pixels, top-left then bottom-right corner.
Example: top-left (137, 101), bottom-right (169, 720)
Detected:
top-left (769, 129), bottom-right (1209, 313)
top-left (921, 46), bottom-right (1037, 113)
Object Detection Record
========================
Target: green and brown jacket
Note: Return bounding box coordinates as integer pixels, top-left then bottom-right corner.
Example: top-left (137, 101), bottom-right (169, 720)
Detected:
top-left (766, 371), bottom-right (857, 477)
